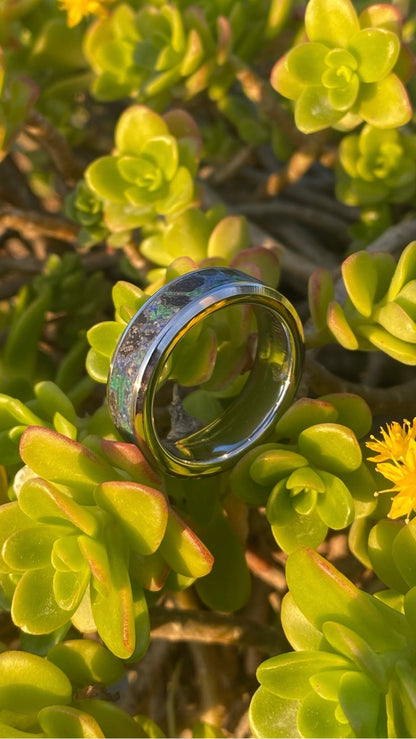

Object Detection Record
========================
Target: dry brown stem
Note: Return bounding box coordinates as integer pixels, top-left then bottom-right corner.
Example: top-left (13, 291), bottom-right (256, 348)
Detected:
top-left (149, 606), bottom-right (285, 655)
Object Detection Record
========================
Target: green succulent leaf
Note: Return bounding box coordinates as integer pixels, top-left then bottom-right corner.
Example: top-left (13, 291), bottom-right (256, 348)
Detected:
top-left (388, 241), bottom-right (416, 300)
top-left (286, 548), bottom-right (407, 651)
top-left (286, 43), bottom-right (327, 86)
top-left (115, 105), bottom-right (168, 155)
top-left (18, 478), bottom-right (98, 536)
top-left (327, 301), bottom-right (359, 349)
top-left (159, 507), bottom-right (213, 578)
top-left (391, 518), bottom-right (416, 587)
top-left (74, 698), bottom-right (144, 738)
top-left (207, 215), bottom-right (250, 262)
top-left (87, 321), bottom-right (124, 359)
top-left (318, 393), bottom-right (372, 438)
top-left (315, 471), bottom-right (354, 529)
top-left (249, 686), bottom-right (301, 739)
top-left (322, 621), bottom-right (387, 688)
top-left (194, 506), bottom-right (250, 611)
top-left (0, 502), bottom-right (34, 573)
top-left (298, 423), bottom-right (362, 475)
top-left (359, 74), bottom-right (411, 128)
top-left (53, 567), bottom-right (90, 612)
top-left (257, 651), bottom-right (351, 700)
top-left (86, 156), bottom-right (128, 203)
top-left (338, 670), bottom-right (382, 737)
top-left (305, 0), bottom-right (359, 45)
top-left (2, 525), bottom-right (69, 572)
top-left (228, 443), bottom-right (279, 506)
top-left (12, 566), bottom-right (76, 634)
top-left (275, 398), bottom-right (338, 440)
top-left (341, 251), bottom-right (378, 318)
top-left (357, 323), bottom-right (416, 364)
top-left (267, 479), bottom-right (328, 552)
top-left (297, 689), bottom-right (350, 738)
top-left (374, 301), bottom-right (416, 343)
top-left (90, 530), bottom-right (136, 659)
top-left (308, 268), bottom-right (334, 331)
top-left (295, 86), bottom-right (344, 133)
top-left (47, 639), bottom-right (124, 687)
top-left (281, 591), bottom-right (325, 651)
top-left (387, 661), bottom-right (416, 738)
top-left (350, 28), bottom-right (399, 83)
top-left (0, 650), bottom-right (72, 715)
top-left (38, 705), bottom-right (105, 738)
top-left (19, 427), bottom-right (118, 503)
top-left (94, 481), bottom-right (168, 556)
top-left (250, 448), bottom-right (308, 486)
top-left (270, 53), bottom-right (304, 100)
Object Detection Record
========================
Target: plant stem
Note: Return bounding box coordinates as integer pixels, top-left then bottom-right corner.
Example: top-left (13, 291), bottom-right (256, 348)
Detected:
top-left (149, 606), bottom-right (285, 655)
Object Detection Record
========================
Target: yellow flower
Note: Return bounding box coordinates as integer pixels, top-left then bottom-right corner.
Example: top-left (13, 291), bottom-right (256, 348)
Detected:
top-left (366, 419), bottom-right (416, 463)
top-left (59, 0), bottom-right (115, 27)
top-left (366, 421), bottom-right (416, 522)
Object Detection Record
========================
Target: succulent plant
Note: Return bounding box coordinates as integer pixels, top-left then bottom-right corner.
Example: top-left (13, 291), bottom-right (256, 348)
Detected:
top-left (0, 427), bottom-right (213, 659)
top-left (250, 547), bottom-right (415, 738)
top-left (83, 0), bottom-right (289, 106)
top-left (0, 642), bottom-right (153, 737)
top-left (309, 240), bottom-right (416, 365)
top-left (271, 0), bottom-right (413, 133)
top-left (336, 124), bottom-right (416, 207)
top-left (0, 58), bottom-right (38, 160)
top-left (229, 394), bottom-right (376, 552)
top-left (73, 105), bottom-right (201, 247)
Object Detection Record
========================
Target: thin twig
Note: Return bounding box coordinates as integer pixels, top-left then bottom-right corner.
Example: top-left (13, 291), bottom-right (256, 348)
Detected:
top-left (0, 155), bottom-right (41, 209)
top-left (207, 145), bottom-right (254, 184)
top-left (149, 606), bottom-right (285, 655)
top-left (305, 354), bottom-right (416, 416)
top-left (284, 182), bottom-right (360, 224)
top-left (366, 218), bottom-right (416, 256)
top-left (201, 182), bottom-right (318, 287)
top-left (25, 109), bottom-right (84, 184)
top-left (245, 549), bottom-right (287, 592)
top-left (232, 199), bottom-right (351, 246)
top-left (0, 206), bottom-right (80, 242)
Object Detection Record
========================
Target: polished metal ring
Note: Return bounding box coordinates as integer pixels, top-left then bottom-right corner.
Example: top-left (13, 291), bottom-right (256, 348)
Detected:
top-left (107, 267), bottom-right (304, 477)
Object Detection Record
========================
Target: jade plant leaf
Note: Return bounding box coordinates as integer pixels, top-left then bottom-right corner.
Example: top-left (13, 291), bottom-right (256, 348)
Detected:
top-left (94, 480), bottom-right (168, 555)
top-left (305, 0), bottom-right (359, 48)
top-left (159, 507), bottom-right (214, 578)
top-left (37, 705), bottom-right (105, 738)
top-left (0, 650), bottom-right (72, 715)
top-left (257, 651), bottom-right (351, 700)
top-left (19, 427), bottom-right (118, 503)
top-left (47, 639), bottom-right (124, 687)
top-left (194, 506), bottom-right (250, 611)
top-left (12, 566), bottom-right (76, 634)
top-left (297, 423), bottom-right (362, 475)
top-left (249, 686), bottom-right (301, 739)
top-left (18, 478), bottom-right (98, 536)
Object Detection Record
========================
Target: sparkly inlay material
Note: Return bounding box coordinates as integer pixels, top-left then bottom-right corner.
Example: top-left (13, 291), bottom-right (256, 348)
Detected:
top-left (108, 270), bottom-right (239, 441)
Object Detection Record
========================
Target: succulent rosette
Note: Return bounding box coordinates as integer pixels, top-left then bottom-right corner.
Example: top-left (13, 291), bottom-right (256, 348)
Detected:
top-left (309, 241), bottom-right (416, 365)
top-left (250, 548), bottom-right (412, 739)
top-left (271, 0), bottom-right (413, 132)
top-left (0, 427), bottom-right (213, 659)
top-left (84, 0), bottom-right (285, 105)
top-left (336, 124), bottom-right (416, 206)
top-left (82, 105), bottom-right (201, 243)
top-left (0, 643), bottom-right (146, 737)
top-left (229, 394), bottom-right (377, 552)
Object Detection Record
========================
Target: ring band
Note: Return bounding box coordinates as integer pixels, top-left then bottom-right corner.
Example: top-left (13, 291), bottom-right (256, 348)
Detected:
top-left (107, 267), bottom-right (304, 476)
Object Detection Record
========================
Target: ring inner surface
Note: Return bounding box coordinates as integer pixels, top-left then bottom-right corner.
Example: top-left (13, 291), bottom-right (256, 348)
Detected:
top-left (145, 296), bottom-right (300, 472)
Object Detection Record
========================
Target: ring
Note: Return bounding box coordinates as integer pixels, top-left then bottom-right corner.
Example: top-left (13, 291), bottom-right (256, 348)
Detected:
top-left (107, 267), bottom-right (304, 477)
